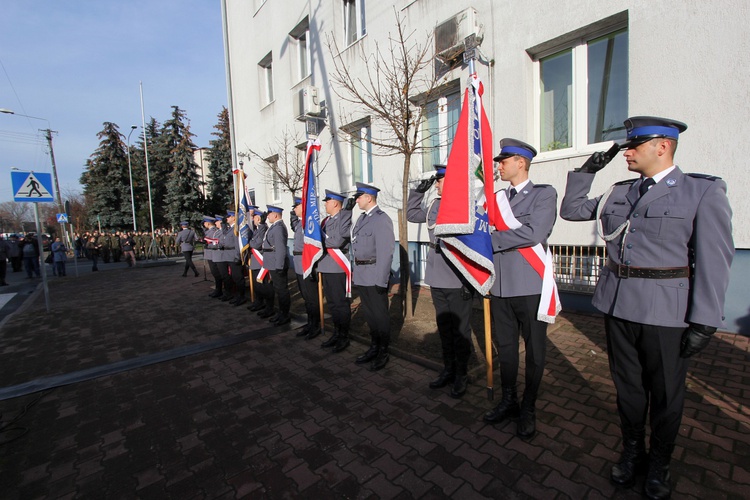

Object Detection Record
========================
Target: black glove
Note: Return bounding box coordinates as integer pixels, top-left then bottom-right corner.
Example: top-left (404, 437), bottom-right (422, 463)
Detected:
top-left (460, 286), bottom-right (474, 301)
top-left (680, 323), bottom-right (716, 358)
top-left (575, 143), bottom-right (621, 174)
top-left (415, 177), bottom-right (436, 193)
top-left (344, 197), bottom-right (356, 211)
top-left (375, 285), bottom-right (388, 295)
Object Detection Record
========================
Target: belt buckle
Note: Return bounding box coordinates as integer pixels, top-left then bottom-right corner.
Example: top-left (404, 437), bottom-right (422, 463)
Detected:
top-left (620, 264), bottom-right (629, 279)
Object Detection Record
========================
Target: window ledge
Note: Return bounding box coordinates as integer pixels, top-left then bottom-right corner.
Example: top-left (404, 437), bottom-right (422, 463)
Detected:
top-left (260, 99), bottom-right (276, 112)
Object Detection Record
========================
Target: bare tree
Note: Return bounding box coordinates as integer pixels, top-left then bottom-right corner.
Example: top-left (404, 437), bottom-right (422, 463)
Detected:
top-left (241, 126), bottom-right (308, 197)
top-left (327, 9), bottom-right (444, 316)
top-left (0, 201), bottom-right (32, 233)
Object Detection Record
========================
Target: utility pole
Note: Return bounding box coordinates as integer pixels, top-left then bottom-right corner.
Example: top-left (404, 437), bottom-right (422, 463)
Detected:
top-left (42, 128), bottom-right (70, 248)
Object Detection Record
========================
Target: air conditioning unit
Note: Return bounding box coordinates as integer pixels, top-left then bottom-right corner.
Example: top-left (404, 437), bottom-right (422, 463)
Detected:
top-left (294, 86), bottom-right (321, 121)
top-left (435, 8), bottom-right (481, 63)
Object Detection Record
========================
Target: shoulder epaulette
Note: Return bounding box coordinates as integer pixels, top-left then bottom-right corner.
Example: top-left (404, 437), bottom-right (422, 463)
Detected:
top-left (533, 184), bottom-right (551, 188)
top-left (686, 173), bottom-right (721, 181)
top-left (614, 179), bottom-right (637, 186)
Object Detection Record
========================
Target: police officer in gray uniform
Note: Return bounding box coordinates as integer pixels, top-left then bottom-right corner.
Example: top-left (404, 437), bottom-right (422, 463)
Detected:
top-left (263, 205), bottom-right (291, 325)
top-left (560, 116), bottom-right (734, 500)
top-left (407, 165), bottom-right (474, 398)
top-left (176, 221), bottom-right (200, 277)
top-left (214, 213), bottom-right (235, 302)
top-left (224, 211), bottom-right (246, 306)
top-left (351, 182), bottom-right (395, 371)
top-left (318, 190), bottom-right (353, 351)
top-left (202, 215), bottom-right (222, 298)
top-left (482, 139), bottom-right (558, 441)
top-left (290, 196), bottom-right (321, 339)
top-left (248, 211), bottom-right (273, 313)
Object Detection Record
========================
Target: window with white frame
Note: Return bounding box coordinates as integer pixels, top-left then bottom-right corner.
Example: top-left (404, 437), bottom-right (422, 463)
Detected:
top-left (421, 88), bottom-right (461, 173)
top-left (290, 18), bottom-right (311, 82)
top-left (342, 119), bottom-right (372, 184)
top-left (258, 52), bottom-right (274, 106)
top-left (534, 23), bottom-right (628, 153)
top-left (343, 0), bottom-right (366, 46)
top-left (264, 155), bottom-right (281, 201)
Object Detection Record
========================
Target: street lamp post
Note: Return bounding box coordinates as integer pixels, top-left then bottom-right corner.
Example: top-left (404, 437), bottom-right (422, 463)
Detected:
top-left (126, 125), bottom-right (138, 232)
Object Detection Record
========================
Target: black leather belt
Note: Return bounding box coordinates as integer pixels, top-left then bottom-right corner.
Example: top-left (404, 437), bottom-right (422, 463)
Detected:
top-left (355, 258), bottom-right (376, 265)
top-left (224, 246), bottom-right (236, 250)
top-left (606, 260), bottom-right (690, 279)
top-left (293, 251), bottom-right (303, 256)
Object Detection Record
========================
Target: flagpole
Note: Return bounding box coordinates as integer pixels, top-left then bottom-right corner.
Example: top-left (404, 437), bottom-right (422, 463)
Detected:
top-left (317, 278), bottom-right (325, 337)
top-left (483, 296), bottom-right (494, 400)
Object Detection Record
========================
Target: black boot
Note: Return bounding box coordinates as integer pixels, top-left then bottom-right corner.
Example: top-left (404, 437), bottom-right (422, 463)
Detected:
top-left (369, 345), bottom-right (389, 371)
top-left (517, 396), bottom-right (536, 440)
top-left (450, 375), bottom-right (468, 399)
top-left (305, 321), bottom-right (321, 340)
top-left (321, 327), bottom-right (340, 348)
top-left (644, 438), bottom-right (674, 500)
top-left (332, 328), bottom-right (350, 353)
top-left (429, 364), bottom-right (456, 389)
top-left (356, 340), bottom-right (379, 364)
top-left (483, 386), bottom-right (520, 423)
top-left (610, 426), bottom-right (647, 487)
top-left (297, 322), bottom-right (312, 337)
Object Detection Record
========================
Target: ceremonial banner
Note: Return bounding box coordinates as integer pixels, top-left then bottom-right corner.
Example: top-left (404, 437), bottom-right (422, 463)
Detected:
top-left (301, 138), bottom-right (323, 278)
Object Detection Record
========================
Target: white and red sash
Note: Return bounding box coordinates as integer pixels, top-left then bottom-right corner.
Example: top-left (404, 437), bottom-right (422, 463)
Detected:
top-left (251, 248), bottom-right (269, 281)
top-left (326, 248), bottom-right (352, 298)
top-left (494, 192), bottom-right (561, 323)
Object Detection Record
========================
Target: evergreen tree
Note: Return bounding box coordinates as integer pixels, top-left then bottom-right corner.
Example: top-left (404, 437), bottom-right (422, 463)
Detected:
top-left (162, 106), bottom-right (204, 226)
top-left (206, 107), bottom-right (233, 214)
top-left (143, 117), bottom-right (171, 229)
top-left (80, 122), bottom-right (132, 228)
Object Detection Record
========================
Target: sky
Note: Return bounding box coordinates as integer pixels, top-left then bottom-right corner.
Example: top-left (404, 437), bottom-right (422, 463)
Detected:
top-left (0, 1), bottom-right (228, 204)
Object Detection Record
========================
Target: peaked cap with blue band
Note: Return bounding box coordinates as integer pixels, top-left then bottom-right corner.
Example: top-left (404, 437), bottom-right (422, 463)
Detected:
top-left (354, 182), bottom-right (380, 197)
top-left (202, 215), bottom-right (216, 223)
top-left (292, 197), bottom-right (302, 207)
top-left (226, 210), bottom-right (235, 217)
top-left (493, 138), bottom-right (537, 162)
top-left (620, 116), bottom-right (687, 149)
top-left (179, 221), bottom-right (189, 226)
top-left (323, 189), bottom-right (346, 202)
top-left (267, 205), bottom-right (283, 214)
top-left (433, 164), bottom-right (447, 179)
top-left (214, 214), bottom-right (225, 221)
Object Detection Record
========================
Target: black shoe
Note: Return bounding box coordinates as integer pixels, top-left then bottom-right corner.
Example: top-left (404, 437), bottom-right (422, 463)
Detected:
top-left (232, 297), bottom-right (247, 307)
top-left (610, 432), bottom-right (647, 487)
top-left (483, 389), bottom-right (520, 424)
top-left (258, 309), bottom-right (274, 318)
top-left (296, 325), bottom-right (310, 337)
top-left (429, 369), bottom-right (456, 389)
top-left (369, 347), bottom-right (389, 371)
top-left (182, 273), bottom-right (188, 277)
top-left (194, 272), bottom-right (200, 277)
top-left (220, 295), bottom-right (233, 302)
top-left (249, 302), bottom-right (264, 311)
top-left (208, 291), bottom-right (222, 298)
top-left (517, 408), bottom-right (536, 440)
top-left (332, 336), bottom-right (350, 353)
top-left (275, 315), bottom-right (291, 326)
top-left (450, 375), bottom-right (468, 399)
top-left (321, 334), bottom-right (339, 348)
top-left (644, 465), bottom-right (671, 500)
top-left (305, 327), bottom-right (321, 340)
top-left (269, 314), bottom-right (280, 323)
top-left (356, 345), bottom-right (379, 364)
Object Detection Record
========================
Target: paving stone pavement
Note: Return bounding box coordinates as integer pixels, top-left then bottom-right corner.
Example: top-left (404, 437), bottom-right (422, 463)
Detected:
top-left (0, 264), bottom-right (748, 499)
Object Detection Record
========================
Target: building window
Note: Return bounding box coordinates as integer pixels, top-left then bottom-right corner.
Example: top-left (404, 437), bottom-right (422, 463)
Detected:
top-left (421, 89), bottom-right (461, 173)
top-left (258, 52), bottom-right (274, 105)
top-left (537, 26), bottom-right (628, 153)
top-left (342, 119), bottom-right (372, 184)
top-left (272, 171), bottom-right (281, 201)
top-left (290, 18), bottom-right (311, 82)
top-left (343, 0), bottom-right (366, 46)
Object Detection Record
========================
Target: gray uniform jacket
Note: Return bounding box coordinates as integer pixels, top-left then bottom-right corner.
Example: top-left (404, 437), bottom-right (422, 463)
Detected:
top-left (249, 224), bottom-right (267, 271)
top-left (203, 226), bottom-right (217, 261)
top-left (215, 227), bottom-right (238, 263)
top-left (560, 168), bottom-right (734, 329)
top-left (490, 182), bottom-right (558, 298)
top-left (262, 221), bottom-right (289, 271)
top-left (351, 206), bottom-right (394, 287)
top-left (317, 210), bottom-right (352, 274)
top-left (291, 213), bottom-right (304, 275)
top-left (176, 228), bottom-right (196, 252)
top-left (406, 190), bottom-right (463, 289)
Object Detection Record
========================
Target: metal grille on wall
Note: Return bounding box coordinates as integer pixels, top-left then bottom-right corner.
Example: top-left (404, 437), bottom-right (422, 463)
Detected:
top-left (551, 244), bottom-right (607, 293)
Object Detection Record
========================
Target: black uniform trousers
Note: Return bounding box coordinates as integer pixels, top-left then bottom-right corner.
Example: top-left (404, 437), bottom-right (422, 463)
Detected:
top-left (431, 287), bottom-right (473, 374)
top-left (207, 259), bottom-right (223, 293)
top-left (356, 285), bottom-right (390, 346)
top-left (270, 269), bottom-right (291, 315)
top-left (250, 269), bottom-right (272, 307)
top-left (228, 261), bottom-right (245, 298)
top-left (490, 294), bottom-right (547, 400)
top-left (296, 272), bottom-right (320, 324)
top-left (217, 261), bottom-right (233, 296)
top-left (604, 315), bottom-right (688, 447)
top-left (322, 273), bottom-right (351, 329)
top-left (182, 251), bottom-right (197, 274)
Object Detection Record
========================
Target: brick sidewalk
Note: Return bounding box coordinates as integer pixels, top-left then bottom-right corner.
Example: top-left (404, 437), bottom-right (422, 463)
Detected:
top-left (0, 265), bottom-right (747, 498)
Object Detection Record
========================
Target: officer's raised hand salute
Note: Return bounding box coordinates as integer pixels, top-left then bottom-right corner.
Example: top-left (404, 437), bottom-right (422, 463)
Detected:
top-left (560, 116), bottom-right (734, 500)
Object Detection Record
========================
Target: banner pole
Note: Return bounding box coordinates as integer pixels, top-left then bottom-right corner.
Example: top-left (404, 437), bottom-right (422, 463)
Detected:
top-left (484, 296), bottom-right (493, 401)
top-left (317, 277), bottom-right (325, 337)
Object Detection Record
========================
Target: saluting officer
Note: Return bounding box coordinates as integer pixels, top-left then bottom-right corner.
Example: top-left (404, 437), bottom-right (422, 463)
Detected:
top-left (560, 116), bottom-right (734, 499)
top-left (203, 215), bottom-right (223, 298)
top-left (482, 139), bottom-right (558, 441)
top-left (225, 211), bottom-right (246, 306)
top-left (407, 165), bottom-right (473, 398)
top-left (350, 182), bottom-right (395, 371)
top-left (318, 190), bottom-right (353, 351)
top-left (263, 205), bottom-right (291, 325)
top-left (248, 211), bottom-right (273, 314)
top-left (290, 196), bottom-right (321, 339)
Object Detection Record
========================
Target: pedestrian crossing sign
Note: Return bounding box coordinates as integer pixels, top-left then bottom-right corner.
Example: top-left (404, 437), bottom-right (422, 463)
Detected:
top-left (11, 171), bottom-right (55, 202)
top-left (57, 213), bottom-right (69, 223)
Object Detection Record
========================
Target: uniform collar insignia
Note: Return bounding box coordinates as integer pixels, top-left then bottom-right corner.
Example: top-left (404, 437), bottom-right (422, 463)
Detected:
top-left (666, 178), bottom-right (676, 186)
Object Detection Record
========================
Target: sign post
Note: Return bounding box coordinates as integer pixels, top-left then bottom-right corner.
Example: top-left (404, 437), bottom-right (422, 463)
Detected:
top-left (12, 170), bottom-right (55, 312)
